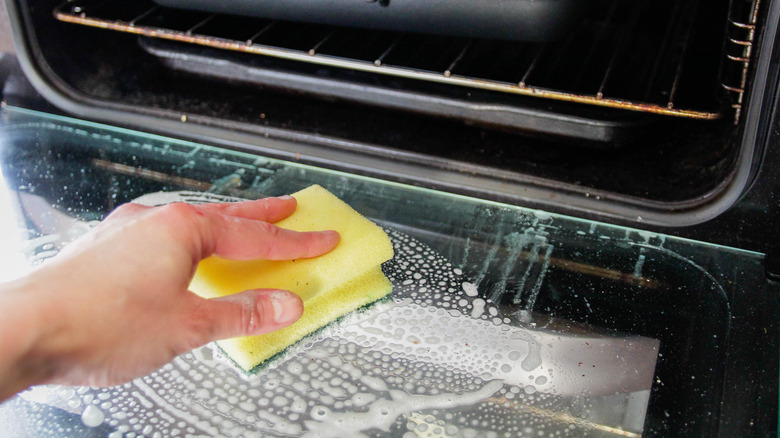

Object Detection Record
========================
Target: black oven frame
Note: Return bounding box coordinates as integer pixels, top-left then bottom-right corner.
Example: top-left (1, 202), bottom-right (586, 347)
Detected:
top-left (1, 0), bottom-right (780, 436)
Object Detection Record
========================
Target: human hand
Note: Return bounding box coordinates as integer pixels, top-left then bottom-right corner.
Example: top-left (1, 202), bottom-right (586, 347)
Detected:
top-left (0, 196), bottom-right (339, 399)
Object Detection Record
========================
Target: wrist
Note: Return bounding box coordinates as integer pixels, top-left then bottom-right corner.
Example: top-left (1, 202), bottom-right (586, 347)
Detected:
top-left (0, 273), bottom-right (58, 401)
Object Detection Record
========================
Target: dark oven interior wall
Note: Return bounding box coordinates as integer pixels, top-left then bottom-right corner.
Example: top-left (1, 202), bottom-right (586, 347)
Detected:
top-left (20, 0), bottom-right (739, 205)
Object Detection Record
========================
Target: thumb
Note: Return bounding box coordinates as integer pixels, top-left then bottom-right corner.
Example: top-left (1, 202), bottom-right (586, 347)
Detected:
top-left (191, 289), bottom-right (304, 344)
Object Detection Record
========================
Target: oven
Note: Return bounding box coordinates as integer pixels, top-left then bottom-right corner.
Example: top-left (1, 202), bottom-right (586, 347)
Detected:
top-left (0, 0), bottom-right (777, 436)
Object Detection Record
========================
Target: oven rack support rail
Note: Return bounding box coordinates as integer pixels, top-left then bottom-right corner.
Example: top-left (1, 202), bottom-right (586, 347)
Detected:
top-left (722, 0), bottom-right (762, 124)
top-left (54, 0), bottom-right (733, 121)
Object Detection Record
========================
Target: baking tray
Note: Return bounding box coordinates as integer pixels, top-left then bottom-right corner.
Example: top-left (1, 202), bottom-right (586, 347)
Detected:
top-left (151, 0), bottom-right (584, 41)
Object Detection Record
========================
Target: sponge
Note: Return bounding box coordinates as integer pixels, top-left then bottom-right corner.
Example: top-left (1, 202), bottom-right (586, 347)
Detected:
top-left (189, 185), bottom-right (394, 371)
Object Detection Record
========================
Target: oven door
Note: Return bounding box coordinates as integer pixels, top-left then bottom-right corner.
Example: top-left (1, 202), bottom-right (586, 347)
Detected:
top-left (0, 107), bottom-right (775, 437)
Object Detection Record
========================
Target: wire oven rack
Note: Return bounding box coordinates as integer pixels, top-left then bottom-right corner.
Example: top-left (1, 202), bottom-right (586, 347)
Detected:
top-left (54, 0), bottom-right (744, 121)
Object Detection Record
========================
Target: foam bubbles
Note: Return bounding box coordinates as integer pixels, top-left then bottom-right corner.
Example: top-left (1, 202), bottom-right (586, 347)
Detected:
top-left (19, 196), bottom-right (638, 437)
top-left (462, 282), bottom-right (479, 297)
top-left (470, 298), bottom-right (486, 319)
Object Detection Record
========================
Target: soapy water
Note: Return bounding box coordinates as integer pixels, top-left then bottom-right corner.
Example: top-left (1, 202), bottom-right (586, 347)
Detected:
top-left (15, 192), bottom-right (657, 437)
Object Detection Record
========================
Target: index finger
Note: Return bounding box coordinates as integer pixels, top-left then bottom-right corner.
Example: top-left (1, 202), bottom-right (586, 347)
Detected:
top-left (193, 196), bottom-right (298, 224)
top-left (195, 196), bottom-right (341, 260)
top-left (203, 214), bottom-right (341, 261)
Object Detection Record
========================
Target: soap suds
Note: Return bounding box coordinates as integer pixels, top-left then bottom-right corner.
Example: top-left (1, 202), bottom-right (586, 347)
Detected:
top-left (19, 192), bottom-right (653, 437)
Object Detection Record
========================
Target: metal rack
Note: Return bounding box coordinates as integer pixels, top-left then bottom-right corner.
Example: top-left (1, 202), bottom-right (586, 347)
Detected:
top-left (55, 0), bottom-right (733, 120)
top-left (722, 0), bottom-right (762, 123)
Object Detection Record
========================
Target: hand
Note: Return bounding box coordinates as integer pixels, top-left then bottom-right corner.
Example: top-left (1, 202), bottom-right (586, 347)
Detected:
top-left (0, 196), bottom-right (340, 400)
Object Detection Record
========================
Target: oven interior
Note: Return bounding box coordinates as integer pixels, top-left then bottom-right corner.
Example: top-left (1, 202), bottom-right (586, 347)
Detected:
top-left (0, 0), bottom-right (778, 436)
top-left (6, 0), bottom-right (770, 222)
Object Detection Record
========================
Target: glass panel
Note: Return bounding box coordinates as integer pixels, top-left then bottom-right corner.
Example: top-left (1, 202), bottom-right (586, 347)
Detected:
top-left (0, 107), bottom-right (768, 436)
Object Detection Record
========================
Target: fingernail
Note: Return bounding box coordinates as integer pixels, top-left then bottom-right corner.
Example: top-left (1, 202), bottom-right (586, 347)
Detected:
top-left (320, 230), bottom-right (340, 240)
top-left (277, 195), bottom-right (294, 200)
top-left (267, 290), bottom-right (302, 325)
top-left (317, 230), bottom-right (341, 250)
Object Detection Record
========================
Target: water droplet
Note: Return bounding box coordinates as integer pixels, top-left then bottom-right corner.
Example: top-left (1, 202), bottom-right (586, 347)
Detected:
top-left (81, 405), bottom-right (105, 428)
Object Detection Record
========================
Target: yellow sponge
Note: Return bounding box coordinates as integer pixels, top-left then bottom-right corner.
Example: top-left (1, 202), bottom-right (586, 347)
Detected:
top-left (189, 185), bottom-right (394, 371)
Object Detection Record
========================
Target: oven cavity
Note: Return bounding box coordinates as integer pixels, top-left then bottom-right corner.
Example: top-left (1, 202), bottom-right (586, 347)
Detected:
top-left (53, 0), bottom-right (747, 138)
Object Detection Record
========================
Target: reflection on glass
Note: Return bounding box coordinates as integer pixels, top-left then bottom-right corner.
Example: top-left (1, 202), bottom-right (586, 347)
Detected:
top-left (0, 107), bottom-right (764, 436)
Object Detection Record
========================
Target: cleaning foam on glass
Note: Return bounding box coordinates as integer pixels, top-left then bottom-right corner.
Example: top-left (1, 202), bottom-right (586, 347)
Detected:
top-left (189, 184), bottom-right (394, 372)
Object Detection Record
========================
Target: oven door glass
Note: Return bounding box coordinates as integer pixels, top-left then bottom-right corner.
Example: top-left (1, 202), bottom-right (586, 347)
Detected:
top-left (0, 107), bottom-right (775, 437)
